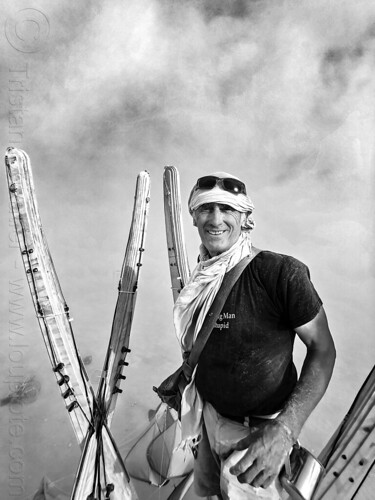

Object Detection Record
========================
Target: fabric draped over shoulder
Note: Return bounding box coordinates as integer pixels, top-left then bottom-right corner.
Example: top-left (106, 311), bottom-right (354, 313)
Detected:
top-left (173, 232), bottom-right (252, 447)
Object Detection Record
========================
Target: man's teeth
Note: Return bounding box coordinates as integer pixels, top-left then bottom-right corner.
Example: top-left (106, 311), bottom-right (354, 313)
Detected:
top-left (208, 230), bottom-right (224, 235)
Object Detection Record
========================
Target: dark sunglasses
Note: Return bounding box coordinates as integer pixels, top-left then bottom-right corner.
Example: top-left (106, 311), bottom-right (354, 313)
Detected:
top-left (195, 176), bottom-right (247, 195)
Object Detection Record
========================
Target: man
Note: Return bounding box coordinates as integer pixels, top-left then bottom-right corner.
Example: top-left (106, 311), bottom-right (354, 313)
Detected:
top-left (173, 172), bottom-right (336, 499)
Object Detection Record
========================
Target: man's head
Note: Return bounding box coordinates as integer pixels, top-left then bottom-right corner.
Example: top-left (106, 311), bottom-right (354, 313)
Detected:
top-left (188, 172), bottom-right (254, 257)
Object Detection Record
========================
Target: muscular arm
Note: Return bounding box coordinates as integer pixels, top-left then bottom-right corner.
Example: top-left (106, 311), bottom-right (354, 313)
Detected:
top-left (229, 306), bottom-right (336, 488)
top-left (277, 306), bottom-right (336, 438)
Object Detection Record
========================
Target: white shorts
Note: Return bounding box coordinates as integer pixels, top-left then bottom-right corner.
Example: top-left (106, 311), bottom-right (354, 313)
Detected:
top-left (194, 402), bottom-right (284, 499)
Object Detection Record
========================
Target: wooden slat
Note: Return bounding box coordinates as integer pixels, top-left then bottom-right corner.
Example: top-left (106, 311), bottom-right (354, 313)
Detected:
top-left (352, 460), bottom-right (375, 500)
top-left (316, 425), bottom-right (375, 498)
top-left (315, 365), bottom-right (375, 499)
top-left (98, 171), bottom-right (151, 426)
top-left (71, 171), bottom-right (149, 500)
top-left (5, 147), bottom-right (94, 446)
top-left (163, 166), bottom-right (191, 302)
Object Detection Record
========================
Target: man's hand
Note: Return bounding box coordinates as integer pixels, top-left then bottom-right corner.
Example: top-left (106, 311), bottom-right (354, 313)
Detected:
top-left (228, 420), bottom-right (294, 489)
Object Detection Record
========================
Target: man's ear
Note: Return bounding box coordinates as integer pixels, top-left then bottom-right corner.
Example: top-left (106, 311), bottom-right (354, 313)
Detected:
top-left (192, 217), bottom-right (197, 227)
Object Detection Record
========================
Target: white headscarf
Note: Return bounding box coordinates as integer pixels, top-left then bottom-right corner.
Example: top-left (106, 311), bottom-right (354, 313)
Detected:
top-left (174, 174), bottom-right (255, 446)
top-left (188, 172), bottom-right (255, 231)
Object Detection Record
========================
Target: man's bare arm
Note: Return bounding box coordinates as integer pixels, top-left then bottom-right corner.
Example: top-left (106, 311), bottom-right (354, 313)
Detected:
top-left (277, 306), bottom-right (336, 438)
top-left (229, 306), bottom-right (336, 488)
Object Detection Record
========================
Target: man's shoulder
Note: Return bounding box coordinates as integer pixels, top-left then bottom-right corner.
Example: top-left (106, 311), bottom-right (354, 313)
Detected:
top-left (251, 249), bottom-right (306, 270)
top-left (246, 250), bottom-right (311, 286)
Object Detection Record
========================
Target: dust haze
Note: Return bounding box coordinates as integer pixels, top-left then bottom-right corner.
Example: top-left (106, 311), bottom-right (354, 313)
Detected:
top-left (0, 0), bottom-right (374, 497)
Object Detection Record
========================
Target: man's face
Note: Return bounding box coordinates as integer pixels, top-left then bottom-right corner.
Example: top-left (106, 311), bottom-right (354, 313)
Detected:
top-left (193, 202), bottom-right (246, 257)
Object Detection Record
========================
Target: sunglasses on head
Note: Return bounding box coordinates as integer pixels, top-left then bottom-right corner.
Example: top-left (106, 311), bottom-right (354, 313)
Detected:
top-left (195, 176), bottom-right (247, 195)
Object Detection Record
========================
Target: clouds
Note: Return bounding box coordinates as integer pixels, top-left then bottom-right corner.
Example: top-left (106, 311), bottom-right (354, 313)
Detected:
top-left (1, 0), bottom-right (374, 335)
top-left (1, 0), bottom-right (374, 315)
top-left (3, 0), bottom-right (373, 187)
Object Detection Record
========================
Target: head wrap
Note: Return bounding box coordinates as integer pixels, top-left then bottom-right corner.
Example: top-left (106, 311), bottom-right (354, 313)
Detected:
top-left (188, 171), bottom-right (255, 231)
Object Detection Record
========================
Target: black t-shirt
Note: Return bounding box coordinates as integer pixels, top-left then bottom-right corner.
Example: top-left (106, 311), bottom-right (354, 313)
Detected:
top-left (195, 251), bottom-right (322, 417)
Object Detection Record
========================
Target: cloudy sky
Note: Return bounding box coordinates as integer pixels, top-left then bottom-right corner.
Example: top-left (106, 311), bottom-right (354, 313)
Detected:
top-left (0, 0), bottom-right (374, 497)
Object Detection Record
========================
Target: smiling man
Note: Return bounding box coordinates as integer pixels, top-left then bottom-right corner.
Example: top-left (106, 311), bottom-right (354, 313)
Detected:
top-left (194, 202), bottom-right (245, 256)
top-left (173, 172), bottom-right (336, 499)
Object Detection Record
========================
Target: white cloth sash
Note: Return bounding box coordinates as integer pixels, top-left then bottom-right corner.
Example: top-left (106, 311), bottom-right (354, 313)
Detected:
top-left (173, 232), bottom-right (252, 446)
